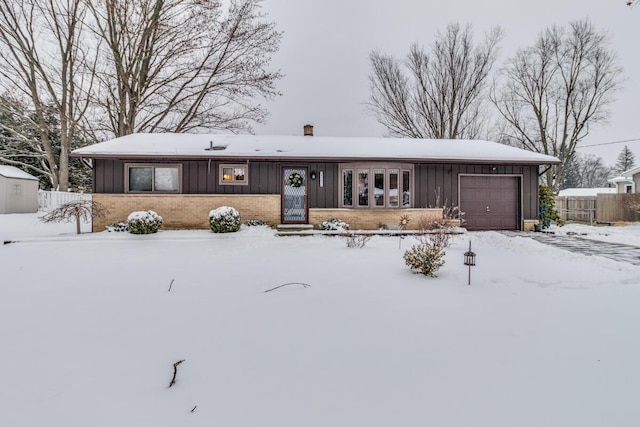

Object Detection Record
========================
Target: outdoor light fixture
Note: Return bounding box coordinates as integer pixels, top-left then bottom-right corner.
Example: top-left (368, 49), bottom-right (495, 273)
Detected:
top-left (463, 241), bottom-right (476, 285)
top-left (310, 171), bottom-right (317, 180)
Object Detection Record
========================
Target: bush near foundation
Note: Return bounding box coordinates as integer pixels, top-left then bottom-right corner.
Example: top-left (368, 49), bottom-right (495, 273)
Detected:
top-left (209, 206), bottom-right (241, 233)
top-left (319, 218), bottom-right (349, 231)
top-left (127, 210), bottom-right (163, 234)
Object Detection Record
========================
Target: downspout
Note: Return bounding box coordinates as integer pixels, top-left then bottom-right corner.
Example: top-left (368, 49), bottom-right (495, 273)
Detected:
top-left (81, 157), bottom-right (93, 169)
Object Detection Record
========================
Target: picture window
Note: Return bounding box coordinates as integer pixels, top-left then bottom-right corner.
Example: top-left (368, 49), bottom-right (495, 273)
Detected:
top-left (126, 164), bottom-right (181, 193)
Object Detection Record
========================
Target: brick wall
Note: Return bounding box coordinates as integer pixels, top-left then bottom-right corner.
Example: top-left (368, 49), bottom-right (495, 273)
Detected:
top-left (522, 219), bottom-right (538, 231)
top-left (93, 195), bottom-right (454, 232)
top-left (93, 194), bottom-right (281, 232)
top-left (309, 208), bottom-right (444, 230)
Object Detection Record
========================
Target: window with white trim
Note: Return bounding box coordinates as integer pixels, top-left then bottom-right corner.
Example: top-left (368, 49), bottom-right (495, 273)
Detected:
top-left (219, 164), bottom-right (248, 185)
top-left (126, 164), bottom-right (181, 193)
top-left (340, 163), bottom-right (413, 208)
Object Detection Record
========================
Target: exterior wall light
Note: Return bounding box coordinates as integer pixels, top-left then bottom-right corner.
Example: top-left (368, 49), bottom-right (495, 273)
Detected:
top-left (310, 171), bottom-right (317, 180)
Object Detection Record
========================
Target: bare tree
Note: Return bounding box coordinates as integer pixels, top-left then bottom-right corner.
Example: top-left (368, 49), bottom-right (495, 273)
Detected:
top-left (88, 0), bottom-right (283, 136)
top-left (369, 23), bottom-right (503, 139)
top-left (492, 19), bottom-right (622, 193)
top-left (0, 0), bottom-right (98, 190)
top-left (40, 199), bottom-right (108, 234)
top-left (563, 152), bottom-right (612, 189)
top-left (578, 154), bottom-right (611, 188)
top-left (560, 152), bottom-right (612, 189)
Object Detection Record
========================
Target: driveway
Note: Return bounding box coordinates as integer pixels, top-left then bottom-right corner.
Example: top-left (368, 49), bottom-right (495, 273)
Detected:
top-left (502, 231), bottom-right (640, 266)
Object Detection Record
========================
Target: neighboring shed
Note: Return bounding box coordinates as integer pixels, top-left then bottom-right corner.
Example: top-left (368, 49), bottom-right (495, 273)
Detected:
top-left (0, 166), bottom-right (39, 214)
top-left (72, 129), bottom-right (559, 232)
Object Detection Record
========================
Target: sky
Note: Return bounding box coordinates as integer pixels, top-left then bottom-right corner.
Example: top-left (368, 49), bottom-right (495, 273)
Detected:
top-left (254, 0), bottom-right (639, 166)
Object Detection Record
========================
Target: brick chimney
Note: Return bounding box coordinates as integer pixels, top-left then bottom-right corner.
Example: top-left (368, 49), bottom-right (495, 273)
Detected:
top-left (303, 124), bottom-right (314, 136)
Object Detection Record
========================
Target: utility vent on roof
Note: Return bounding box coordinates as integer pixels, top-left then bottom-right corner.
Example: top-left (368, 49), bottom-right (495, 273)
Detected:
top-left (205, 141), bottom-right (227, 151)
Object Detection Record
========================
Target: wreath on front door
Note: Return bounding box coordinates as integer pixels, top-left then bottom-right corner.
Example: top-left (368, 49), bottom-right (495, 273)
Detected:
top-left (288, 172), bottom-right (304, 188)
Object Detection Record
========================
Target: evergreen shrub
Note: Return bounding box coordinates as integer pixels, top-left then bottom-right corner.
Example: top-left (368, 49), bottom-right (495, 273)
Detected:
top-left (209, 206), bottom-right (241, 233)
top-left (127, 210), bottom-right (163, 234)
top-left (403, 243), bottom-right (446, 277)
top-left (319, 218), bottom-right (349, 231)
top-left (106, 221), bottom-right (128, 232)
top-left (539, 184), bottom-right (563, 228)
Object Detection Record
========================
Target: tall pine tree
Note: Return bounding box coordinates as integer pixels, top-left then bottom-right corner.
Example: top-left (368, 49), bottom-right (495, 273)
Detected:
top-left (613, 145), bottom-right (636, 175)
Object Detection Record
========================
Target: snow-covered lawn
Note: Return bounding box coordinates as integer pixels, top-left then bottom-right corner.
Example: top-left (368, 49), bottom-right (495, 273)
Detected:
top-left (1, 214), bottom-right (639, 427)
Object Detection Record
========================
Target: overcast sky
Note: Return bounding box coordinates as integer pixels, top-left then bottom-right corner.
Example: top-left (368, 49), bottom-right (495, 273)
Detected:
top-left (254, 0), bottom-right (638, 165)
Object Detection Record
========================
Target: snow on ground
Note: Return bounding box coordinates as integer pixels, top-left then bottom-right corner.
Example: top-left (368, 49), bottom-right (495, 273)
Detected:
top-left (1, 214), bottom-right (639, 427)
top-left (550, 222), bottom-right (640, 247)
top-left (0, 212), bottom-right (91, 241)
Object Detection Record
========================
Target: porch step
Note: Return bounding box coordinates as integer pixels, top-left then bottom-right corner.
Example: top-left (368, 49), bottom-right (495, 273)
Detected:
top-left (277, 224), bottom-right (315, 230)
top-left (276, 224), bottom-right (315, 236)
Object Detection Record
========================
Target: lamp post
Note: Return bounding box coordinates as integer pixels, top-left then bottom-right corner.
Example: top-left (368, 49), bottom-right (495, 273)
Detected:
top-left (463, 241), bottom-right (476, 285)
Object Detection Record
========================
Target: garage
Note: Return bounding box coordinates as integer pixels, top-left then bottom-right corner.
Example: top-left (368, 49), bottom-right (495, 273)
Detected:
top-left (460, 175), bottom-right (520, 231)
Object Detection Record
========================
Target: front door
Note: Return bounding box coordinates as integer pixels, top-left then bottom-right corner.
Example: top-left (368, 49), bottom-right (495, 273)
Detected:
top-left (282, 167), bottom-right (308, 224)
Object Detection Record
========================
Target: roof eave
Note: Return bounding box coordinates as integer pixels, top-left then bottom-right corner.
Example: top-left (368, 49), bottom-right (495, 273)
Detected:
top-left (70, 152), bottom-right (559, 165)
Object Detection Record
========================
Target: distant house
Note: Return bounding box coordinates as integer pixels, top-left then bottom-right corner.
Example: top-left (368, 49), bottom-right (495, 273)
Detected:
top-left (0, 165), bottom-right (39, 214)
top-left (608, 166), bottom-right (640, 194)
top-left (71, 126), bottom-right (559, 232)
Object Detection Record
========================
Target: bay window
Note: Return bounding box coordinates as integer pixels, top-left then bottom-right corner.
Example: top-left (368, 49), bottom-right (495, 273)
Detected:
top-left (340, 163), bottom-right (413, 208)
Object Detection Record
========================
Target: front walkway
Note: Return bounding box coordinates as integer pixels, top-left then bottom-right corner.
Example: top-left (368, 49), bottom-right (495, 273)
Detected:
top-left (502, 231), bottom-right (640, 266)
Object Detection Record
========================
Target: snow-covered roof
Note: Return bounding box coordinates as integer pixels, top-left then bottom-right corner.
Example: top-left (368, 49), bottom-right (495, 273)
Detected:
top-left (609, 166), bottom-right (640, 184)
top-left (608, 176), bottom-right (633, 184)
top-left (618, 165), bottom-right (640, 178)
top-left (72, 133), bottom-right (560, 164)
top-left (558, 188), bottom-right (617, 197)
top-left (0, 165), bottom-right (39, 181)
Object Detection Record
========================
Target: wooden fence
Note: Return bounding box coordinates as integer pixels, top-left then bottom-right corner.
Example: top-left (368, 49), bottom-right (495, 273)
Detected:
top-left (556, 196), bottom-right (597, 224)
top-left (595, 194), bottom-right (640, 223)
top-left (557, 194), bottom-right (640, 224)
top-left (38, 190), bottom-right (92, 212)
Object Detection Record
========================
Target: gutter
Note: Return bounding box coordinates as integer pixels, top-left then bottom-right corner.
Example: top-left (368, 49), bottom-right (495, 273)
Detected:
top-left (69, 153), bottom-right (561, 166)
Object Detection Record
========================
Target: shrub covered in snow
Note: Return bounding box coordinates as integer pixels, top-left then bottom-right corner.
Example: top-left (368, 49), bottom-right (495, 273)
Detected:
top-left (209, 206), bottom-right (241, 233)
top-left (127, 210), bottom-right (163, 234)
top-left (319, 218), bottom-right (349, 231)
top-left (403, 243), bottom-right (445, 277)
top-left (106, 221), bottom-right (128, 232)
top-left (244, 219), bottom-right (267, 227)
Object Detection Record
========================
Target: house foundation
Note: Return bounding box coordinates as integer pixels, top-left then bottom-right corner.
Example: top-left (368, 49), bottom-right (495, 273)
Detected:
top-left (92, 194), bottom-right (281, 232)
